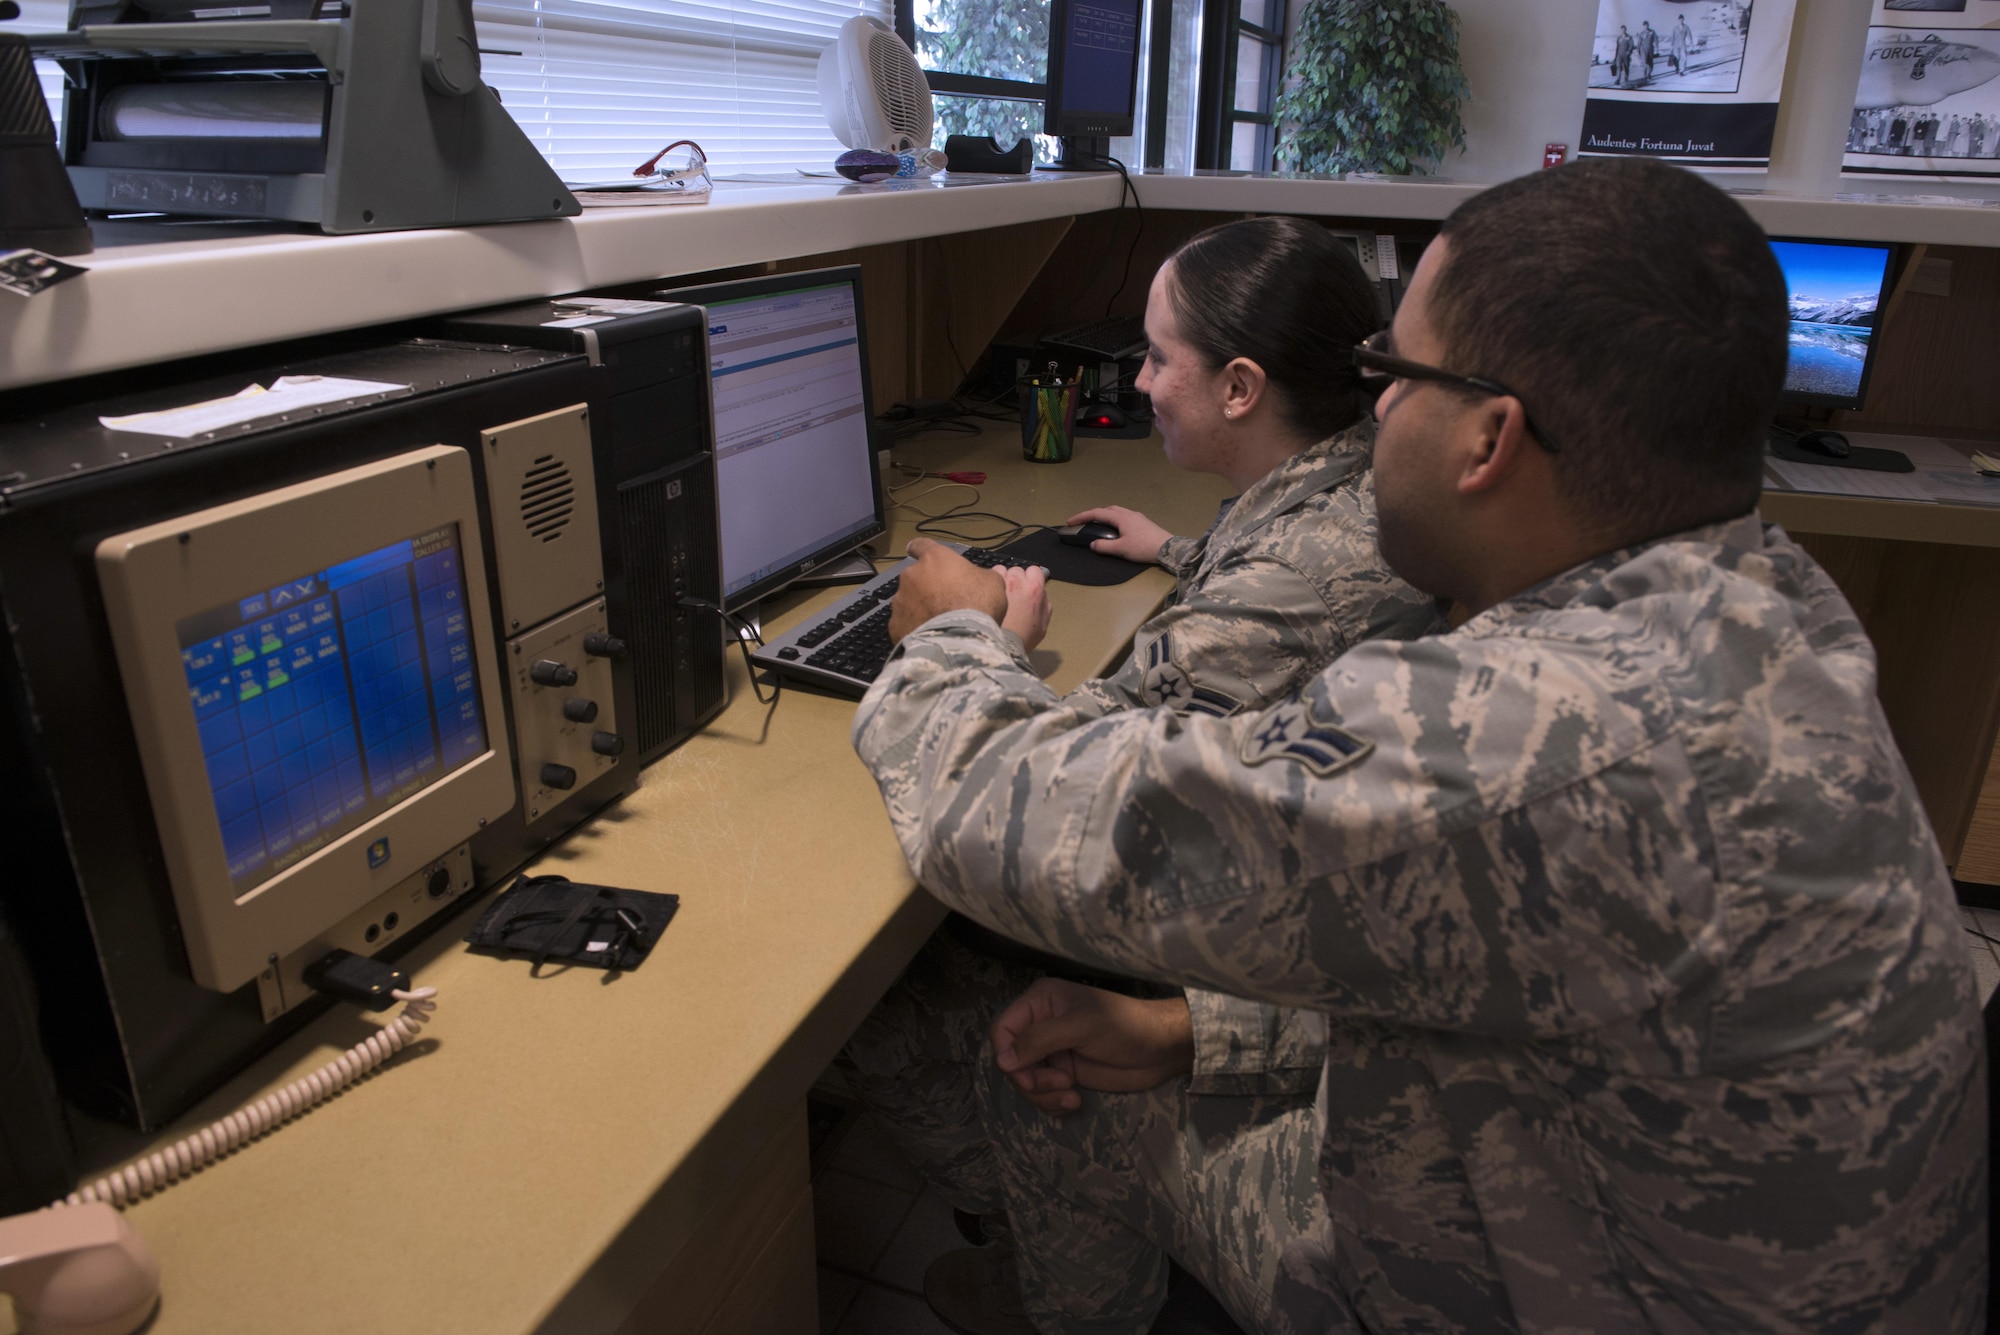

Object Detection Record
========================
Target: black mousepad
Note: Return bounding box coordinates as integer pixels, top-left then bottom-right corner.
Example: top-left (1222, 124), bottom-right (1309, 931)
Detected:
top-left (1769, 438), bottom-right (1914, 474)
top-left (996, 530), bottom-right (1150, 586)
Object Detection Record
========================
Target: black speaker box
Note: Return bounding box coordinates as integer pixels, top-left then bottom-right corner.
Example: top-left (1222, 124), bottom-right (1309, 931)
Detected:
top-left (0, 34), bottom-right (91, 257)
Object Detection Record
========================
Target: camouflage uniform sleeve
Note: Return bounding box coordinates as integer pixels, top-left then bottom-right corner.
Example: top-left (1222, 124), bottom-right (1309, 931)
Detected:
top-left (1155, 534), bottom-right (1201, 578)
top-left (854, 608), bottom-right (1709, 1030)
top-left (1183, 990), bottom-right (1326, 1096)
top-left (1062, 554), bottom-right (1342, 721)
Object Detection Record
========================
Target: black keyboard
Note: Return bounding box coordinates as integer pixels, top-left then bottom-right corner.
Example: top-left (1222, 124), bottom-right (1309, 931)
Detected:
top-left (750, 545), bottom-right (1038, 697)
top-left (1044, 315), bottom-right (1147, 360)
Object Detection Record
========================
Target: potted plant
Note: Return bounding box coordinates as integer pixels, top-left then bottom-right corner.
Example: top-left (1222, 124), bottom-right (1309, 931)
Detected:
top-left (1273, 0), bottom-right (1469, 176)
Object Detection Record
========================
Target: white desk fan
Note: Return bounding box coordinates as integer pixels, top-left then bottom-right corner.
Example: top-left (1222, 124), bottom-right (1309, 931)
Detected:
top-left (818, 16), bottom-right (933, 153)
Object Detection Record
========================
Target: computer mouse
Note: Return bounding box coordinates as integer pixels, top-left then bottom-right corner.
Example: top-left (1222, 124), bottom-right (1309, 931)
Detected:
top-left (1076, 403), bottom-right (1128, 430)
top-left (1796, 429), bottom-right (1851, 460)
top-left (1057, 522), bottom-right (1120, 548)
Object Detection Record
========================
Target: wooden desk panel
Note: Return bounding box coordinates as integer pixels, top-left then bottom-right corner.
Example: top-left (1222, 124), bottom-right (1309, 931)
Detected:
top-left (95, 424), bottom-right (1226, 1335)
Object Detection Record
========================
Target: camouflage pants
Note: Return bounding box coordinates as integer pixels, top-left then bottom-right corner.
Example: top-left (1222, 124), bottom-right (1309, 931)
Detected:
top-left (838, 929), bottom-right (1343, 1335)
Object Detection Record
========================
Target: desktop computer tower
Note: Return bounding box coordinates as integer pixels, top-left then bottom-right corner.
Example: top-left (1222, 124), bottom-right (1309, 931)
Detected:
top-left (0, 335), bottom-right (633, 1145)
top-left (428, 299), bottom-right (726, 768)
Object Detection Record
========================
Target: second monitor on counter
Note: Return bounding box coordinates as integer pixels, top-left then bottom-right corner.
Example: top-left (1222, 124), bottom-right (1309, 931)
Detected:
top-left (654, 266), bottom-right (888, 616)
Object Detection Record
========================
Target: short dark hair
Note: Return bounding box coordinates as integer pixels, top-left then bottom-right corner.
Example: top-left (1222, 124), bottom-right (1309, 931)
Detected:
top-left (1165, 216), bottom-right (1381, 441)
top-left (1433, 157), bottom-right (1787, 539)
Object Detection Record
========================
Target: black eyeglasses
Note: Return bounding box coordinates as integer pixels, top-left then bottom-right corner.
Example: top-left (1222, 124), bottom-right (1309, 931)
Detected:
top-left (1353, 331), bottom-right (1559, 454)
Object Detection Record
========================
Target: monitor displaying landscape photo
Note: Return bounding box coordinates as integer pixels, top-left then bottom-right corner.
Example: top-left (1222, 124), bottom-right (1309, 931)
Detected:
top-left (1771, 238), bottom-right (1894, 405)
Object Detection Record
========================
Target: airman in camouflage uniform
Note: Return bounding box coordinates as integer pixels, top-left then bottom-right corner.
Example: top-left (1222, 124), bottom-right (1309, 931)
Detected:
top-left (850, 160), bottom-right (1986, 1333)
top-left (1063, 419), bottom-right (1443, 722)
top-left (837, 418), bottom-right (1438, 1273)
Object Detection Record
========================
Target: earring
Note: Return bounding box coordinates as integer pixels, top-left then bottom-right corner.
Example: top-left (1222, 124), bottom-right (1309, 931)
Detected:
top-left (1223, 408), bottom-right (1234, 418)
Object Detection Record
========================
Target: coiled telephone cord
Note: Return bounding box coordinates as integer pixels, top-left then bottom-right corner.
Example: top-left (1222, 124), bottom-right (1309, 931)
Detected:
top-left (64, 987), bottom-right (439, 1209)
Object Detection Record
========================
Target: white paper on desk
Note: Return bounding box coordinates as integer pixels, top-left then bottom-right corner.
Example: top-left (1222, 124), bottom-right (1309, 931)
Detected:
top-left (1765, 456), bottom-right (1937, 502)
top-left (542, 314), bottom-right (615, 328)
top-left (1921, 470), bottom-right (2000, 507)
top-left (99, 375), bottom-right (412, 438)
top-left (552, 297), bottom-right (673, 316)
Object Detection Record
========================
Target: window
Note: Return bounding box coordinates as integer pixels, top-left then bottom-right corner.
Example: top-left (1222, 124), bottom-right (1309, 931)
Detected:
top-left (474, 0), bottom-right (894, 178)
top-left (897, 0), bottom-right (1051, 155)
top-left (1193, 0), bottom-right (1280, 170)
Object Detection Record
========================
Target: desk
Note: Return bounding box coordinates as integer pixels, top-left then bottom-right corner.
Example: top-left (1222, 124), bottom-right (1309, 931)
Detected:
top-left (67, 423), bottom-right (1228, 1335)
top-left (1760, 435), bottom-right (2000, 885)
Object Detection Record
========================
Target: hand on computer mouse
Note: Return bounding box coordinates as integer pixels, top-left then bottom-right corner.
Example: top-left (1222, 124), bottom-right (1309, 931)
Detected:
top-left (888, 539), bottom-right (1008, 644)
top-left (1000, 565), bottom-right (1052, 653)
top-left (1066, 506), bottom-right (1172, 565)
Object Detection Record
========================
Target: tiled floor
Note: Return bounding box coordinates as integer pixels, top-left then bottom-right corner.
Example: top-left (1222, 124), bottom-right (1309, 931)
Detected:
top-left (812, 1104), bottom-right (968, 1334)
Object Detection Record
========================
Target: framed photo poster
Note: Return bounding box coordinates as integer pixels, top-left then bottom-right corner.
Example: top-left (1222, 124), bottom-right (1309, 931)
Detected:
top-left (1844, 1), bottom-right (2000, 180)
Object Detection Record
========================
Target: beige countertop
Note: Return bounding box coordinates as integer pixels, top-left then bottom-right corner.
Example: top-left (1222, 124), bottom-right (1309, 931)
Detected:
top-left (69, 422), bottom-right (1230, 1335)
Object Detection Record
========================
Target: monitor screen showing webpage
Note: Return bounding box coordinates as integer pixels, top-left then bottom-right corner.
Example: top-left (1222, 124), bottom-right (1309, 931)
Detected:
top-left (690, 274), bottom-right (884, 610)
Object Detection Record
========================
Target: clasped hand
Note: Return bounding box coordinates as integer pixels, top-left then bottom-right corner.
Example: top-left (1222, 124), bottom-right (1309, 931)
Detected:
top-left (990, 978), bottom-right (1195, 1115)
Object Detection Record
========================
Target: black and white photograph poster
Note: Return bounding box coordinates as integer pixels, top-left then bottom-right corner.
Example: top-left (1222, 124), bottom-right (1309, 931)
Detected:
top-left (1844, 0), bottom-right (2000, 180)
top-left (1580, 0), bottom-right (1801, 169)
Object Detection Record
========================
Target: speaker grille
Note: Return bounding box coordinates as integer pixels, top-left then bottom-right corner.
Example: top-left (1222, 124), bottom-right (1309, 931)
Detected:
top-left (519, 454), bottom-right (575, 542)
top-left (618, 457), bottom-right (724, 761)
top-left (0, 39), bottom-right (57, 144)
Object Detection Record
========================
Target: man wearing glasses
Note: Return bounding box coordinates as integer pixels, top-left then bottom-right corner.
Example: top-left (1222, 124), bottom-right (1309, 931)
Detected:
top-left (856, 158), bottom-right (1985, 1332)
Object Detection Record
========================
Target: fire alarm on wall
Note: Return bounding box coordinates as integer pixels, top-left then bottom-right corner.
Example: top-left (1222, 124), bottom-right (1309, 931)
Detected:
top-left (1544, 143), bottom-right (1568, 169)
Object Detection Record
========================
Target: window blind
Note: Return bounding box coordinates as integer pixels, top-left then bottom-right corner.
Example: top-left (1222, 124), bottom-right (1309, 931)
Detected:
top-left (10, 0), bottom-right (889, 177)
top-left (473, 0), bottom-right (892, 179)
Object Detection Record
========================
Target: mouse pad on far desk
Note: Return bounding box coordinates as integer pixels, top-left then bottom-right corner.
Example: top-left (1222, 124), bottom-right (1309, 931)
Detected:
top-left (997, 530), bottom-right (1151, 586)
top-left (1770, 437), bottom-right (1914, 474)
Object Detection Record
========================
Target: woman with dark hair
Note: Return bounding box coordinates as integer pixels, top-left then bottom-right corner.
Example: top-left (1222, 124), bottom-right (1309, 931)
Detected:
top-left (839, 218), bottom-right (1439, 1335)
top-left (1002, 214), bottom-right (1438, 721)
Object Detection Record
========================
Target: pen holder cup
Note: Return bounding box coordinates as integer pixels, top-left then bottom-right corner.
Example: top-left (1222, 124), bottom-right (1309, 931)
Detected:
top-left (1019, 378), bottom-right (1081, 463)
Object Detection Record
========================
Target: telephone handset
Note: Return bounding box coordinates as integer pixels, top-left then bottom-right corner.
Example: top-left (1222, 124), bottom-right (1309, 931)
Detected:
top-left (0, 1203), bottom-right (159, 1335)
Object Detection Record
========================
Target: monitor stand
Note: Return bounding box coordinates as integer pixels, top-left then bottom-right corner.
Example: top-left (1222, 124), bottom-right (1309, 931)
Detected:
top-left (1040, 135), bottom-right (1118, 172)
top-left (790, 551), bottom-right (877, 587)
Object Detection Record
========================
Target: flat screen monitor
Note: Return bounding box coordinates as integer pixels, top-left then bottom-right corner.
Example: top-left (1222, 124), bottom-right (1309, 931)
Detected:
top-left (1043, 0), bottom-right (1144, 139)
top-left (97, 446), bottom-right (517, 992)
top-left (1770, 236), bottom-right (1896, 409)
top-left (656, 268), bottom-right (886, 613)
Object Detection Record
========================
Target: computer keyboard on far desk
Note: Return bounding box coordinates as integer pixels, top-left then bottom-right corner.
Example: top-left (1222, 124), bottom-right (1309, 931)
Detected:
top-left (749, 545), bottom-right (1039, 698)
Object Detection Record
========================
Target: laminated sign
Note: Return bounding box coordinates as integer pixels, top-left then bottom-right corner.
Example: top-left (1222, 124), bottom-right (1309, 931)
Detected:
top-left (1843, 0), bottom-right (2000, 180)
top-left (1579, 0), bottom-right (1801, 169)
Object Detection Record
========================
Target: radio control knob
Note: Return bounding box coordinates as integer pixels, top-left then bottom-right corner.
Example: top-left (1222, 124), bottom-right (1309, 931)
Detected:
top-left (583, 632), bottom-right (626, 658)
top-left (562, 697), bottom-right (599, 723)
top-left (540, 763), bottom-right (577, 790)
top-left (529, 659), bottom-right (577, 687)
top-left (590, 731), bottom-right (626, 757)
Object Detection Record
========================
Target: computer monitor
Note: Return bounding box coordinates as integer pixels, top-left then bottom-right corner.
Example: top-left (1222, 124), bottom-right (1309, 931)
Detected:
top-left (1770, 236), bottom-right (1896, 410)
top-left (655, 267), bottom-right (887, 614)
top-left (1042, 0), bottom-right (1143, 170)
top-left (95, 445), bottom-right (517, 993)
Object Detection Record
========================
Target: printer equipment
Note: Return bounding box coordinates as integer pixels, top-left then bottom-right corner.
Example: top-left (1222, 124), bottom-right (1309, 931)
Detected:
top-left (30, 0), bottom-right (578, 231)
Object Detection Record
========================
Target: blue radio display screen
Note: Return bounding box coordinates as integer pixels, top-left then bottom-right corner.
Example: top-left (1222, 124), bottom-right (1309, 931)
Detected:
top-left (177, 525), bottom-right (487, 893)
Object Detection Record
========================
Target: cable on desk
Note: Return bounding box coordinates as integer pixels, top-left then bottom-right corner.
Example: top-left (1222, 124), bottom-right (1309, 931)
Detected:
top-left (680, 597), bottom-right (781, 708)
top-left (913, 510), bottom-right (1047, 545)
top-left (64, 985), bottom-right (440, 1209)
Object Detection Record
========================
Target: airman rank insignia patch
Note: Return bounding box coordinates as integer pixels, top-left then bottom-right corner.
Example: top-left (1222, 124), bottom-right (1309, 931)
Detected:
top-left (1139, 633), bottom-right (1242, 716)
top-left (1239, 698), bottom-right (1372, 776)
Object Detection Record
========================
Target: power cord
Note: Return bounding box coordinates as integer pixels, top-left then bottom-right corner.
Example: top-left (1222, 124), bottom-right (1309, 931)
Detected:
top-left (680, 596), bottom-right (781, 708)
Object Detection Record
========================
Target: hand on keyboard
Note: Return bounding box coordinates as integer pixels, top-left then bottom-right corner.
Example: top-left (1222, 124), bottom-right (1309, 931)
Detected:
top-left (888, 539), bottom-right (1010, 644)
top-left (1000, 565), bottom-right (1052, 652)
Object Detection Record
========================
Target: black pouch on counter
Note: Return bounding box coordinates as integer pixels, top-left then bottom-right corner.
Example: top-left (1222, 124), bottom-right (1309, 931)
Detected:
top-left (464, 874), bottom-right (678, 973)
